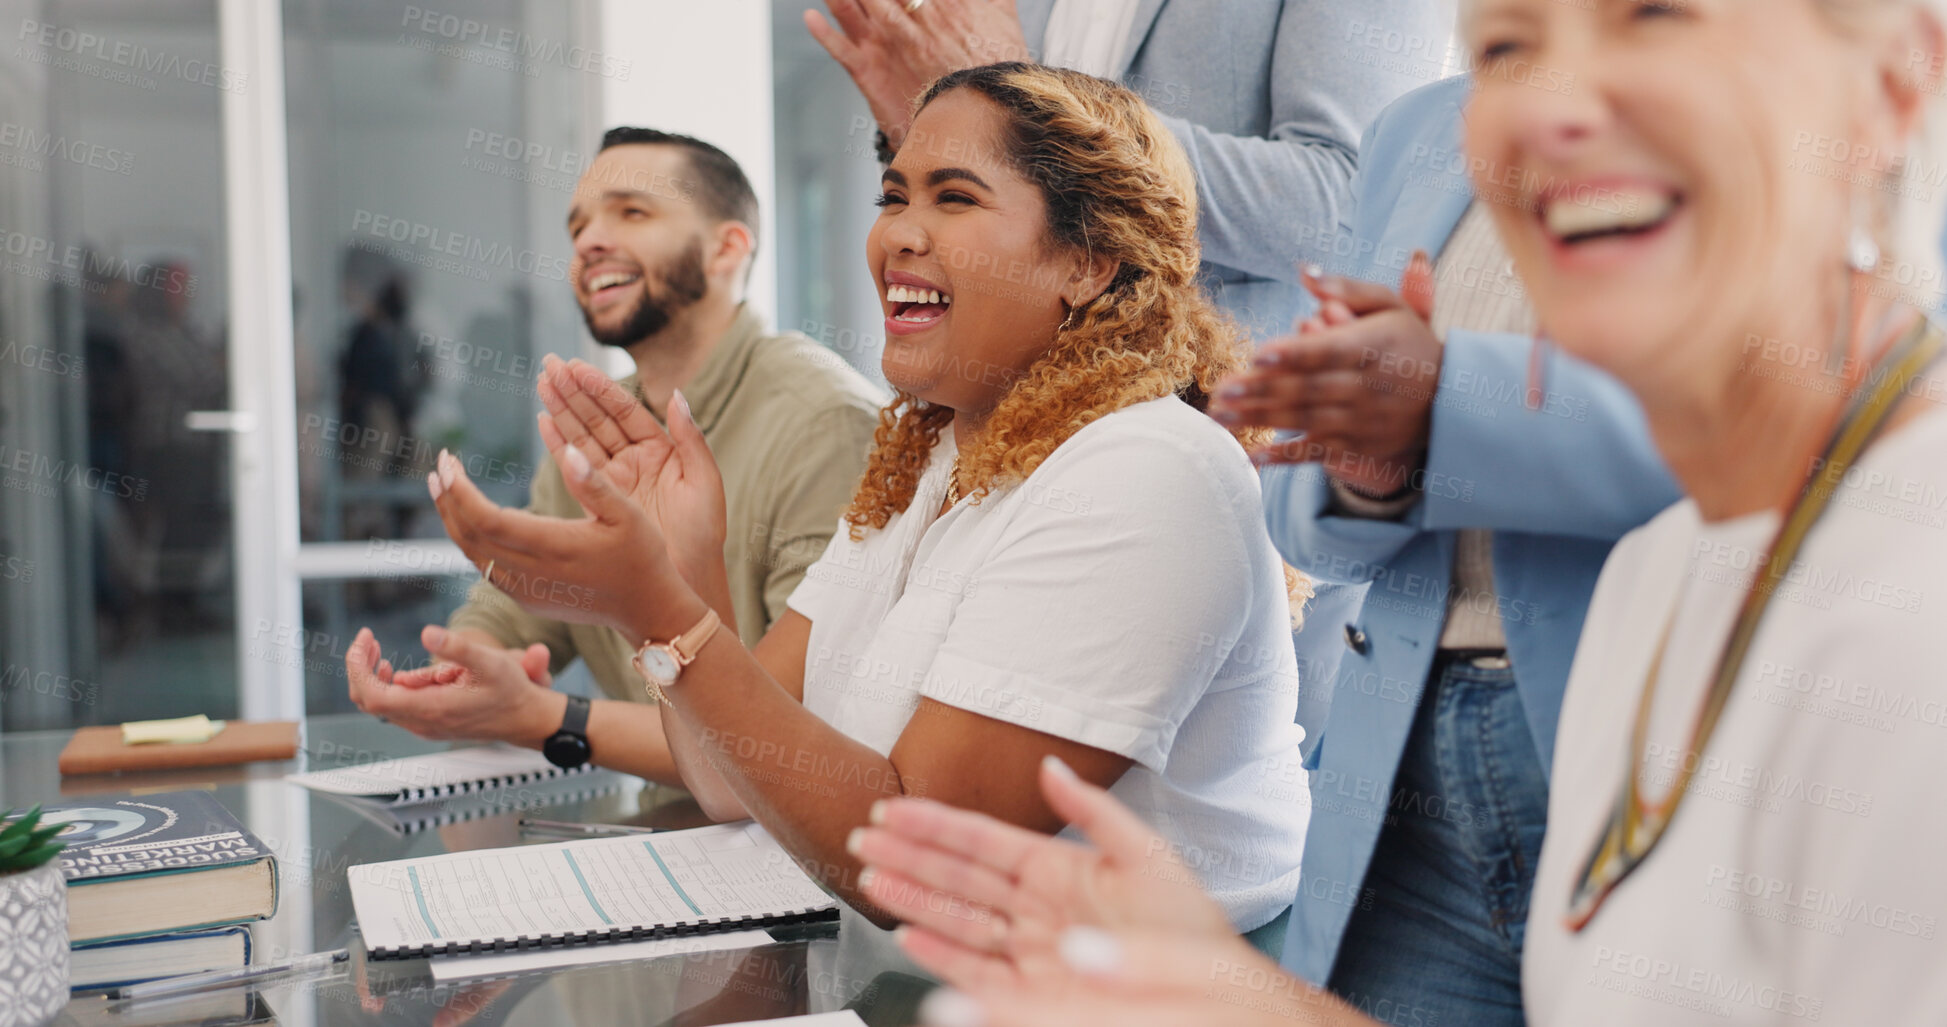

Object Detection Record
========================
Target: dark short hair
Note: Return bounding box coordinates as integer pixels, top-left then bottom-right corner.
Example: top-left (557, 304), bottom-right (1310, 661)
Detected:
top-left (599, 127), bottom-right (759, 255)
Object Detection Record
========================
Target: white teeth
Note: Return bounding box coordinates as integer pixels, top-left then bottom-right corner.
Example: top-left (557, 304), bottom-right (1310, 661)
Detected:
top-left (885, 284), bottom-right (952, 306)
top-left (588, 271), bottom-right (640, 291)
top-left (1544, 189), bottom-right (1676, 240)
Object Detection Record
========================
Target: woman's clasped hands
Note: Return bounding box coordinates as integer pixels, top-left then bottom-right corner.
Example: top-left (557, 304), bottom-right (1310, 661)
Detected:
top-left (427, 354), bottom-right (727, 646)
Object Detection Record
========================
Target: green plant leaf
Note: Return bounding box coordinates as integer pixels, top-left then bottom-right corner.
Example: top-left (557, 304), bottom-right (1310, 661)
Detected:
top-left (0, 807), bottom-right (64, 871)
top-left (0, 806), bottom-right (42, 842)
top-left (20, 842), bottom-right (62, 866)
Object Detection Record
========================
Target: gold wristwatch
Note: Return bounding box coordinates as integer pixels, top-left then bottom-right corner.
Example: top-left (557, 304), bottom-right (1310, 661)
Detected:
top-left (630, 606), bottom-right (722, 704)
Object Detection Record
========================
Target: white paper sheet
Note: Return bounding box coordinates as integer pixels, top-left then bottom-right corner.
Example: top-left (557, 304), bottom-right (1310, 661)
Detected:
top-left (352, 822), bottom-right (836, 957)
top-left (428, 929), bottom-right (774, 982)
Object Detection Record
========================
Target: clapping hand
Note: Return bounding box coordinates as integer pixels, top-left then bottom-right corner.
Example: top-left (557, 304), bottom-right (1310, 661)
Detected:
top-left (389, 632), bottom-right (550, 690)
top-left (806, 0), bottom-right (1029, 150)
top-left (853, 757), bottom-right (1368, 1027)
top-left (910, 928), bottom-right (1330, 1027)
top-left (345, 626), bottom-right (563, 746)
top-left (1209, 252), bottom-right (1441, 497)
top-left (425, 356), bottom-right (720, 646)
top-left (850, 756), bottom-right (1234, 987)
top-left (534, 355), bottom-right (727, 585)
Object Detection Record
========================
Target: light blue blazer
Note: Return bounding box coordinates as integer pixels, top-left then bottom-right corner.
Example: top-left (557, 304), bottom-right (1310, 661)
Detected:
top-left (1263, 76), bottom-right (1684, 983)
top-left (1014, 0), bottom-right (1451, 339)
top-left (1014, 0), bottom-right (1453, 752)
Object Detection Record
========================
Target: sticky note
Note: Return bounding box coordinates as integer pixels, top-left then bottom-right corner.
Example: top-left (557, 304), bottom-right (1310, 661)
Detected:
top-left (121, 715), bottom-right (226, 746)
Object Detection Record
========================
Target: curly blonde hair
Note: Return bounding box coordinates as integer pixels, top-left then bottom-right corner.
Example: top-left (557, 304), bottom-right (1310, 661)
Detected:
top-left (842, 62), bottom-right (1311, 616)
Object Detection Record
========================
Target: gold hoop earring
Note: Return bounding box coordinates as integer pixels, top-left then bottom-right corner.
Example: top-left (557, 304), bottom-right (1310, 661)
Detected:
top-left (1058, 307), bottom-right (1077, 334)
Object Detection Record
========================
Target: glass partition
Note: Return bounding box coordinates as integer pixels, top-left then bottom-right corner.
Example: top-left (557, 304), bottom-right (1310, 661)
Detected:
top-left (0, 0), bottom-right (237, 730)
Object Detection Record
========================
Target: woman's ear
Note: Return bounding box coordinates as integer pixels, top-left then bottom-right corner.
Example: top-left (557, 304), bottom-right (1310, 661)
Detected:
top-left (1061, 250), bottom-right (1121, 312)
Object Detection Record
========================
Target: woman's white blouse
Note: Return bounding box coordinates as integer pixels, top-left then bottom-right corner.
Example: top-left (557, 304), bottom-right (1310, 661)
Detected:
top-left (1525, 403), bottom-right (1947, 1024)
top-left (786, 395), bottom-right (1308, 930)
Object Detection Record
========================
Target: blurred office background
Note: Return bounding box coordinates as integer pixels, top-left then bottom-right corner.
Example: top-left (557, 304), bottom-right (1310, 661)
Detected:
top-left (0, 0), bottom-right (888, 731)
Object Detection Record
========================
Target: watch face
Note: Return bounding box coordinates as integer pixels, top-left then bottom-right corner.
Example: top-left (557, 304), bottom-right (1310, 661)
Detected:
top-left (639, 647), bottom-right (680, 685)
top-left (543, 731), bottom-right (590, 769)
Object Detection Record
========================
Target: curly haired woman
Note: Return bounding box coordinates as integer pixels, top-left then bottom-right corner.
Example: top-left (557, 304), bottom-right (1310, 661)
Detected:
top-left (417, 62), bottom-right (1312, 937)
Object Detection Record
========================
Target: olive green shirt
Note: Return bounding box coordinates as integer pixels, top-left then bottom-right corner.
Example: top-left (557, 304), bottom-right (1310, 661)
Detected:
top-left (448, 305), bottom-right (885, 702)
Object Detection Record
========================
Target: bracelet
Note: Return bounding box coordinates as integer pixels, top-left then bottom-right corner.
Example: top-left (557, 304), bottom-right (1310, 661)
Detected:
top-left (874, 129), bottom-right (897, 166)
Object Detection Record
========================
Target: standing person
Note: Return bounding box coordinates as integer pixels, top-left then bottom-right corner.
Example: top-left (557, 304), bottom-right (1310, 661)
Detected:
top-left (808, 0), bottom-right (1448, 339)
top-left (336, 251), bottom-right (425, 548)
top-left (805, 0), bottom-right (1451, 762)
top-left (415, 64), bottom-right (1311, 938)
top-left (849, 1), bottom-right (1947, 1025)
top-left (345, 129), bottom-right (884, 784)
top-left (1214, 75), bottom-right (1678, 1025)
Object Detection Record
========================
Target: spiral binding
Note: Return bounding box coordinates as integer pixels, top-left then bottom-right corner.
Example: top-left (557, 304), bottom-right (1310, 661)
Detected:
top-left (389, 762), bottom-right (594, 807)
top-left (365, 906), bottom-right (840, 961)
top-left (380, 779), bottom-right (620, 837)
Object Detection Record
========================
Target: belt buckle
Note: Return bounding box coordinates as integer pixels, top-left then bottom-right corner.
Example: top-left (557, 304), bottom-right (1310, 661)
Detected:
top-left (1468, 654), bottom-right (1511, 670)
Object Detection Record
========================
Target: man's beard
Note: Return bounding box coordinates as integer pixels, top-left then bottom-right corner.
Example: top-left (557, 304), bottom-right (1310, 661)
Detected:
top-left (581, 237), bottom-right (710, 348)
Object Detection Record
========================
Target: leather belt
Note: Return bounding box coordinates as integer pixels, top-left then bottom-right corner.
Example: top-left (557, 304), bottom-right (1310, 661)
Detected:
top-left (1436, 648), bottom-right (1511, 670)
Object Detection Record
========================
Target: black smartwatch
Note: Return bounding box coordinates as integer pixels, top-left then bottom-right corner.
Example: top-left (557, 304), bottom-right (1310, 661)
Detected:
top-left (542, 694), bottom-right (592, 769)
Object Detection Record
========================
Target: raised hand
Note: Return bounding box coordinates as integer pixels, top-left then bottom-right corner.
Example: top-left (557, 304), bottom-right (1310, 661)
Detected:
top-left (849, 756), bottom-right (1235, 993)
top-left (807, 0), bottom-right (935, 149)
top-left (426, 439), bottom-right (709, 648)
top-left (536, 355), bottom-right (728, 589)
top-left (806, 0), bottom-right (1027, 150)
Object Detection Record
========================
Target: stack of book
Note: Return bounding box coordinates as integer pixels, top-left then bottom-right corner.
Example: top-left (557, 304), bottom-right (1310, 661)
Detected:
top-left (39, 790), bottom-right (279, 991)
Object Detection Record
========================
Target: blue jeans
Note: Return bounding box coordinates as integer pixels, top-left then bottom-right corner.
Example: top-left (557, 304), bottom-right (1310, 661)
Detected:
top-left (1326, 654), bottom-right (1549, 1027)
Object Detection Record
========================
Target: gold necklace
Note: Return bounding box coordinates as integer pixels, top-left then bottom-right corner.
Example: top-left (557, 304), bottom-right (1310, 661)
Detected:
top-left (943, 458), bottom-right (964, 507)
top-left (1564, 318), bottom-right (1943, 931)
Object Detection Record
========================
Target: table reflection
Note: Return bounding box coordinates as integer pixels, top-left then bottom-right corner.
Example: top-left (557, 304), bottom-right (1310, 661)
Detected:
top-left (0, 714), bottom-right (936, 1026)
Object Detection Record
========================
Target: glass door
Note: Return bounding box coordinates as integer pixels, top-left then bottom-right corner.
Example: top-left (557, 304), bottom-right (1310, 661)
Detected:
top-left (0, 0), bottom-right (240, 731)
top-left (281, 0), bottom-right (599, 715)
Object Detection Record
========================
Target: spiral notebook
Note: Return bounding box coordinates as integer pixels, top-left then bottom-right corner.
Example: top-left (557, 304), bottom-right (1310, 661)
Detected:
top-left (350, 822), bottom-right (839, 960)
top-left (287, 745), bottom-right (599, 806)
top-left (326, 773), bottom-right (628, 837)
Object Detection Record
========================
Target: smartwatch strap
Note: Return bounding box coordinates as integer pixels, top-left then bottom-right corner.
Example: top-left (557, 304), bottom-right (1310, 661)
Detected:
top-left (559, 693), bottom-right (591, 737)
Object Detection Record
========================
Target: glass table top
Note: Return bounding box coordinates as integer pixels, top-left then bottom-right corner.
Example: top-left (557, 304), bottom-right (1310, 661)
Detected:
top-left (0, 715), bottom-right (934, 1027)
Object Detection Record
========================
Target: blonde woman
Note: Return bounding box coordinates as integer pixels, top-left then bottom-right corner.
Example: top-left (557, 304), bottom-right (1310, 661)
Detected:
top-left (847, 2), bottom-right (1947, 1025)
top-left (420, 63), bottom-right (1310, 938)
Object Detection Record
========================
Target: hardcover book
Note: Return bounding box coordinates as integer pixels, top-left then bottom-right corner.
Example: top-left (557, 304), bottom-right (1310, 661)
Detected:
top-left (68, 925), bottom-right (252, 991)
top-left (36, 790), bottom-right (280, 944)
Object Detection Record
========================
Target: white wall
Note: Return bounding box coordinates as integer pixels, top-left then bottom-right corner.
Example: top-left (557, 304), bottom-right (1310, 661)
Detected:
top-left (598, 1), bottom-right (778, 333)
